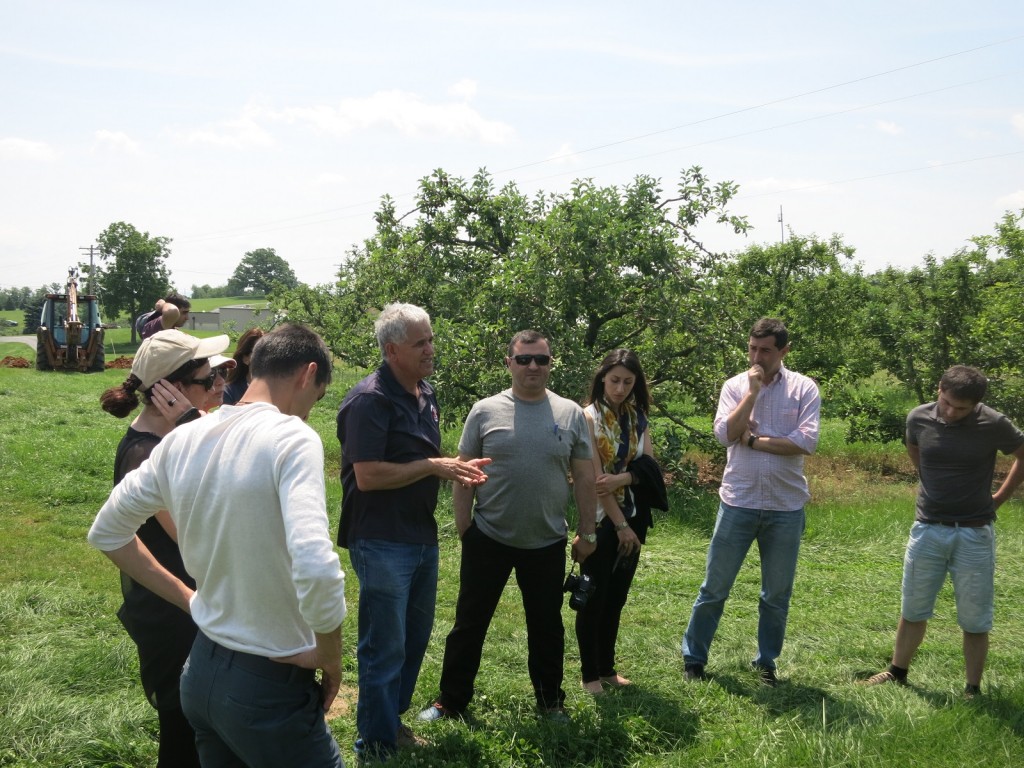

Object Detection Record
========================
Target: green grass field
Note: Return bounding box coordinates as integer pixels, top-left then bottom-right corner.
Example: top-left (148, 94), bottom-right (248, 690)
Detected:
top-left (2, 358), bottom-right (1024, 767)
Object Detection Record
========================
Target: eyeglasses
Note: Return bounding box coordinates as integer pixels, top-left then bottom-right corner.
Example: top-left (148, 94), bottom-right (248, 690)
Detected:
top-left (512, 354), bottom-right (552, 366)
top-left (188, 372), bottom-right (218, 391)
top-left (213, 367), bottom-right (229, 379)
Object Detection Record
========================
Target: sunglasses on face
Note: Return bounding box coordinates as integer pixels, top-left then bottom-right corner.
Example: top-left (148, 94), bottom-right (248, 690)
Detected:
top-left (188, 372), bottom-right (218, 391)
top-left (512, 354), bottom-right (552, 366)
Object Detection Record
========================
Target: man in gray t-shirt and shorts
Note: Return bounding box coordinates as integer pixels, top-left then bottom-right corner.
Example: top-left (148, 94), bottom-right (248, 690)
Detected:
top-left (863, 365), bottom-right (1024, 696)
top-left (418, 330), bottom-right (598, 721)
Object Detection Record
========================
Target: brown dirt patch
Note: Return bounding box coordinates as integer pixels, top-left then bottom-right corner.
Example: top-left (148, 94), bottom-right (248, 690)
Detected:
top-left (106, 356), bottom-right (133, 369)
top-left (325, 683), bottom-right (358, 721)
top-left (0, 356), bottom-right (30, 368)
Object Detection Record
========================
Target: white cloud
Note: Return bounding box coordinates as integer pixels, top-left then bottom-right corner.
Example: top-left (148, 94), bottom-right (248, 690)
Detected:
top-left (315, 172), bottom-right (347, 186)
top-left (0, 137), bottom-right (57, 162)
top-left (272, 90), bottom-right (516, 144)
top-left (448, 79), bottom-right (478, 101)
top-left (93, 130), bottom-right (141, 155)
top-left (875, 120), bottom-right (903, 136)
top-left (1012, 114), bottom-right (1024, 138)
top-left (176, 107), bottom-right (275, 149)
top-left (995, 190), bottom-right (1024, 209)
top-left (740, 176), bottom-right (833, 195)
top-left (545, 143), bottom-right (580, 167)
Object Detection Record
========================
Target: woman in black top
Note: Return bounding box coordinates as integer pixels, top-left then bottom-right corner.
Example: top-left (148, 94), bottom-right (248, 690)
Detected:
top-left (99, 330), bottom-right (229, 767)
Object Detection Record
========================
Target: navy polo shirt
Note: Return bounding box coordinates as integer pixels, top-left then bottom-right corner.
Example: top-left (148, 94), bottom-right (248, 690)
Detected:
top-left (336, 363), bottom-right (442, 548)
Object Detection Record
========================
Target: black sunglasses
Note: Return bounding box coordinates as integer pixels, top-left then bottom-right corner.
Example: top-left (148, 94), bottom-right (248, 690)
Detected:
top-left (512, 354), bottom-right (552, 366)
top-left (188, 372), bottom-right (218, 391)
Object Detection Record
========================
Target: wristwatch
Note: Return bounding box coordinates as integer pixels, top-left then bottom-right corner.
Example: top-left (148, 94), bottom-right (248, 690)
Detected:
top-left (614, 520), bottom-right (630, 531)
top-left (747, 433), bottom-right (758, 448)
top-left (578, 531), bottom-right (597, 544)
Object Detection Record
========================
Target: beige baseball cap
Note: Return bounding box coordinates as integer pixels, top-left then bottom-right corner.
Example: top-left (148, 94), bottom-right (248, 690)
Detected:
top-left (132, 330), bottom-right (231, 389)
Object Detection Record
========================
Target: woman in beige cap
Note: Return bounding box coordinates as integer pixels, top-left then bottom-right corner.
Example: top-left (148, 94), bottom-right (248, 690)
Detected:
top-left (98, 329), bottom-right (229, 768)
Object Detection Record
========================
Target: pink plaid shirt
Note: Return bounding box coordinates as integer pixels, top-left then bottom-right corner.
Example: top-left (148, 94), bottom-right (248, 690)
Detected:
top-left (713, 365), bottom-right (820, 511)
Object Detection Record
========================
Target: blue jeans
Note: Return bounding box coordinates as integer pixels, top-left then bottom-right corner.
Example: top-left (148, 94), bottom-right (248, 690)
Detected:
top-left (349, 539), bottom-right (438, 756)
top-left (180, 632), bottom-right (342, 768)
top-left (682, 503), bottom-right (805, 670)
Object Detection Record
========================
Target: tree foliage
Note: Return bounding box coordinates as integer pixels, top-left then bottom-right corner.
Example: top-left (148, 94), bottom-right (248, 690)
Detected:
top-left (274, 167), bottom-right (748, 425)
top-left (228, 248), bottom-right (298, 295)
top-left (716, 233), bottom-right (874, 384)
top-left (93, 222), bottom-right (172, 342)
top-left (270, 164), bottom-right (1024, 437)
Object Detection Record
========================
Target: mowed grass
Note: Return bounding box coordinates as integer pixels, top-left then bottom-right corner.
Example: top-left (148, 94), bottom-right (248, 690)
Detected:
top-left (3, 362), bottom-right (1024, 767)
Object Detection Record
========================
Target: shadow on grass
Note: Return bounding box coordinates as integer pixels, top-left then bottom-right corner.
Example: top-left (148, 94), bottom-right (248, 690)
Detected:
top-left (910, 683), bottom-right (1024, 738)
top-left (406, 686), bottom-right (699, 767)
top-left (712, 668), bottom-right (879, 731)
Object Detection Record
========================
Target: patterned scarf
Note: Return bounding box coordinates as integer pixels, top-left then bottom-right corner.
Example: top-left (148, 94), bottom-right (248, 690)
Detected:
top-left (592, 399), bottom-right (641, 508)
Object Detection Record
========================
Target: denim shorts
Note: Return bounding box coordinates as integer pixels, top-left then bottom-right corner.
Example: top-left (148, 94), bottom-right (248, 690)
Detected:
top-left (901, 521), bottom-right (995, 632)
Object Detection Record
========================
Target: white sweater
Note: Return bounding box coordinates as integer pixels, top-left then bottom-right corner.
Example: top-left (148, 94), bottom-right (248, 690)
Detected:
top-left (89, 402), bottom-right (346, 657)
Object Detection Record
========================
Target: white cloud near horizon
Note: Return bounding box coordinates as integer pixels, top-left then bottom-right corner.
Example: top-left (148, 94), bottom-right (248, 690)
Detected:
top-left (739, 176), bottom-right (835, 195)
top-left (93, 130), bottom-right (142, 155)
top-left (0, 137), bottom-right (57, 162)
top-left (875, 120), bottom-right (903, 136)
top-left (270, 90), bottom-right (516, 144)
top-left (448, 79), bottom-right (478, 101)
top-left (176, 106), bottom-right (276, 149)
top-left (544, 142), bottom-right (581, 166)
top-left (996, 190), bottom-right (1024, 209)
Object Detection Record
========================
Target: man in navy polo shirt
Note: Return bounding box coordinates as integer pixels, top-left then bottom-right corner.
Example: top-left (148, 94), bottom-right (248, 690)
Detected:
top-left (337, 303), bottom-right (489, 760)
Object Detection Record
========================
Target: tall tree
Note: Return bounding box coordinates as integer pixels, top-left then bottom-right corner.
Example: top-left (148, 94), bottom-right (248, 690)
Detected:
top-left (717, 233), bottom-right (874, 383)
top-left (93, 222), bottom-right (172, 343)
top-left (228, 248), bottom-right (298, 295)
top-left (274, 167), bottom-right (748, 425)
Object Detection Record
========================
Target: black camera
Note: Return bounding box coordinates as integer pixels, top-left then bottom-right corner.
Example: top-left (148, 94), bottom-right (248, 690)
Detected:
top-left (563, 569), bottom-right (595, 611)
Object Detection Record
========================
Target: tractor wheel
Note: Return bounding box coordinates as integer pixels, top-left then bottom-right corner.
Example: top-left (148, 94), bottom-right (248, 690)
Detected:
top-left (89, 346), bottom-right (106, 372)
top-left (35, 335), bottom-right (53, 371)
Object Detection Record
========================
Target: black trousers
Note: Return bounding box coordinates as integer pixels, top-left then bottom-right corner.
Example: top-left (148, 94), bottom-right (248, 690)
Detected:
top-left (575, 515), bottom-right (648, 682)
top-left (437, 523), bottom-right (567, 711)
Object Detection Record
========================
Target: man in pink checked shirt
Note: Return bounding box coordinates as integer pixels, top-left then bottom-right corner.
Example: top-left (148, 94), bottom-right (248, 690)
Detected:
top-left (682, 318), bottom-right (821, 687)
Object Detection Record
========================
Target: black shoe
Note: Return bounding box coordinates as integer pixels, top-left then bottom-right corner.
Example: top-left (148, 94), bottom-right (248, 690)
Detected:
top-left (684, 663), bottom-right (707, 681)
top-left (964, 683), bottom-right (982, 700)
top-left (752, 663), bottom-right (777, 687)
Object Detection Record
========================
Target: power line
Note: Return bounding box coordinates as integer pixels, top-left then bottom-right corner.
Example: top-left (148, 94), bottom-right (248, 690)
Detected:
top-left (173, 35), bottom-right (1023, 246)
top-left (492, 34), bottom-right (1024, 174)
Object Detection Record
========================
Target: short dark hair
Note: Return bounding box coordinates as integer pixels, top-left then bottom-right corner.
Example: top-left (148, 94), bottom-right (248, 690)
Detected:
top-left (939, 365), bottom-right (987, 404)
top-left (750, 317), bottom-right (788, 350)
top-left (164, 292), bottom-right (191, 311)
top-left (250, 323), bottom-right (332, 386)
top-left (507, 330), bottom-right (549, 358)
top-left (585, 349), bottom-right (651, 414)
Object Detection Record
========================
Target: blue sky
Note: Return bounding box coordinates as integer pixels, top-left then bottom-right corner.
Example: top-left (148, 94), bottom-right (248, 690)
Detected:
top-left (1, 1), bottom-right (1021, 292)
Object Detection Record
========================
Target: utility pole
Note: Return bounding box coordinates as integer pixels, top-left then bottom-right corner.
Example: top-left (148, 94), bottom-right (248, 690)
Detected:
top-left (79, 245), bottom-right (97, 294)
top-left (777, 206), bottom-right (785, 243)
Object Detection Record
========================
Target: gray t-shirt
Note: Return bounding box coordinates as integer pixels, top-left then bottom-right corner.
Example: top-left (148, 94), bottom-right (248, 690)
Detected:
top-left (907, 401), bottom-right (1024, 523)
top-left (459, 389), bottom-right (592, 549)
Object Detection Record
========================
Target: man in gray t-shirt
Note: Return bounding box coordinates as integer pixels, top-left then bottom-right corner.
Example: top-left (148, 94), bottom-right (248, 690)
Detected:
top-left (418, 330), bottom-right (598, 721)
top-left (863, 366), bottom-right (1024, 696)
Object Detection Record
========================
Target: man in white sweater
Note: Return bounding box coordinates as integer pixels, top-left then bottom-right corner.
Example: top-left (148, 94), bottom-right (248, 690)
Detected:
top-left (89, 323), bottom-right (347, 768)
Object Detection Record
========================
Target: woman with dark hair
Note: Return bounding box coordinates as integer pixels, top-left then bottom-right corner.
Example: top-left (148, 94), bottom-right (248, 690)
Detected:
top-left (576, 348), bottom-right (656, 694)
top-left (222, 326), bottom-right (265, 405)
top-left (100, 330), bottom-right (229, 768)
